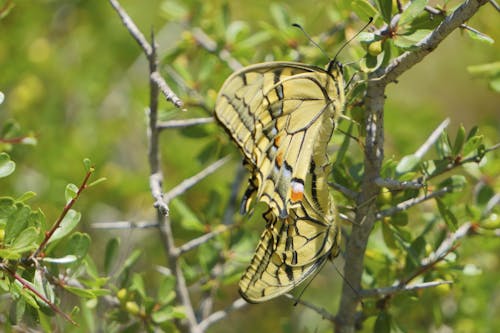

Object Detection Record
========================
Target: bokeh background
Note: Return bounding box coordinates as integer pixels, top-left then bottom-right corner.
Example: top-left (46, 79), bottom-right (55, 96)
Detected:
top-left (1, 0), bottom-right (499, 332)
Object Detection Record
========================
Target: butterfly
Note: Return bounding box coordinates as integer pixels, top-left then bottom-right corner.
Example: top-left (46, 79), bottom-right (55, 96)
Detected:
top-left (214, 60), bottom-right (345, 302)
top-left (215, 61), bottom-right (345, 219)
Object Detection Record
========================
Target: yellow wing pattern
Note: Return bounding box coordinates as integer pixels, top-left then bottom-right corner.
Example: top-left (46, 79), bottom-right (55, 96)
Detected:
top-left (215, 60), bottom-right (345, 303)
top-left (238, 151), bottom-right (341, 303)
top-left (215, 62), bottom-right (345, 218)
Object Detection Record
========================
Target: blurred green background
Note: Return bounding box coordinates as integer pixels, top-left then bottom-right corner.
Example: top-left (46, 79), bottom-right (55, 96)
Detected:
top-left (1, 0), bottom-right (499, 332)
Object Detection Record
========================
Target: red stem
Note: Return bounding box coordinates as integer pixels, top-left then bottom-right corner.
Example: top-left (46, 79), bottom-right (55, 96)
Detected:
top-left (2, 265), bottom-right (77, 325)
top-left (30, 168), bottom-right (94, 260)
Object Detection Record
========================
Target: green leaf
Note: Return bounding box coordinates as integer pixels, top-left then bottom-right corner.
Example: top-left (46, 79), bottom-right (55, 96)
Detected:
top-left (462, 134), bottom-right (484, 158)
top-left (65, 183), bottom-right (79, 203)
top-left (64, 285), bottom-right (97, 298)
top-left (394, 29), bottom-right (432, 49)
top-left (4, 204), bottom-right (30, 244)
top-left (0, 153), bottom-right (15, 178)
top-left (270, 3), bottom-right (291, 30)
top-left (10, 227), bottom-right (39, 253)
top-left (104, 237), bottom-right (120, 275)
top-left (131, 273), bottom-right (146, 299)
top-left (170, 198), bottom-right (205, 232)
top-left (396, 154), bottom-right (420, 176)
top-left (47, 209), bottom-right (81, 244)
top-left (16, 191), bottom-right (37, 202)
top-left (452, 124), bottom-right (466, 157)
top-left (382, 222), bottom-right (398, 249)
top-left (465, 28), bottom-right (494, 44)
top-left (66, 232), bottom-right (91, 260)
top-left (436, 131), bottom-right (452, 158)
top-left (158, 275), bottom-right (176, 305)
top-left (438, 175), bottom-right (466, 193)
top-left (376, 0), bottom-right (392, 24)
top-left (436, 198), bottom-right (458, 231)
top-left (352, 0), bottom-right (380, 22)
top-left (374, 311), bottom-right (391, 333)
top-left (360, 50), bottom-right (385, 73)
top-left (83, 158), bottom-right (93, 171)
top-left (399, 0), bottom-right (428, 27)
top-left (467, 62), bottom-right (500, 78)
top-left (391, 211), bottom-right (409, 226)
top-left (198, 242), bottom-right (219, 273)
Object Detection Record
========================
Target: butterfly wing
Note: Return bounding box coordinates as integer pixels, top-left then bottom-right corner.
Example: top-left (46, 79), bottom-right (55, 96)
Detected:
top-left (215, 62), bottom-right (345, 218)
top-left (238, 154), bottom-right (341, 303)
top-left (238, 195), bottom-right (340, 303)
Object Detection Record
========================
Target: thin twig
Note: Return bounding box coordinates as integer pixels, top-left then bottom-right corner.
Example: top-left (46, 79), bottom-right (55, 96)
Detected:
top-left (376, 186), bottom-right (453, 219)
top-left (1, 265), bottom-right (76, 325)
top-left (178, 224), bottom-right (235, 255)
top-left (361, 280), bottom-right (453, 298)
top-left (150, 172), bottom-right (169, 216)
top-left (157, 117), bottom-right (214, 130)
top-left (197, 298), bottom-right (248, 331)
top-left (414, 118), bottom-right (450, 159)
top-left (192, 28), bottom-right (242, 71)
top-left (163, 156), bottom-right (231, 203)
top-left (375, 177), bottom-right (424, 191)
top-left (30, 167), bottom-right (94, 260)
top-left (108, 0), bottom-right (152, 56)
top-left (150, 71), bottom-right (184, 109)
top-left (422, 222), bottom-right (473, 266)
top-left (91, 221), bottom-right (158, 229)
top-left (330, 182), bottom-right (358, 200)
top-left (283, 294), bottom-right (338, 323)
top-left (374, 0), bottom-right (489, 85)
top-left (109, 0), bottom-right (184, 109)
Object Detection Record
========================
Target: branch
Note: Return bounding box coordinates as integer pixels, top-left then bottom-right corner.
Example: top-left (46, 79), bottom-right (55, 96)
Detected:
top-left (414, 118), bottom-right (450, 159)
top-left (150, 71), bottom-right (185, 109)
top-left (375, 0), bottom-right (490, 84)
top-left (1, 265), bottom-right (76, 325)
top-left (157, 117), bottom-right (214, 130)
top-left (376, 186), bottom-right (453, 219)
top-left (361, 280), bottom-right (453, 298)
top-left (284, 294), bottom-right (337, 324)
top-left (178, 224), bottom-right (235, 256)
top-left (109, 0), bottom-right (184, 109)
top-left (197, 298), bottom-right (248, 331)
top-left (163, 156), bottom-right (231, 203)
top-left (30, 167), bottom-right (94, 260)
top-left (108, 0), bottom-right (152, 56)
top-left (375, 177), bottom-right (424, 191)
top-left (91, 220), bottom-right (158, 229)
top-left (192, 28), bottom-right (242, 71)
top-left (336, 1), bottom-right (489, 331)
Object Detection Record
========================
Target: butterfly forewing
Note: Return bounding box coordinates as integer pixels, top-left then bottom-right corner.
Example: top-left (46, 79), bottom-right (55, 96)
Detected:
top-left (215, 61), bottom-right (345, 218)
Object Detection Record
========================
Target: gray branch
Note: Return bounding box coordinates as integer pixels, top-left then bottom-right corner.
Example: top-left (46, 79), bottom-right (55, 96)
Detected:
top-left (361, 280), bottom-right (453, 298)
top-left (163, 156), bottom-right (231, 203)
top-left (336, 1), bottom-right (489, 332)
top-left (197, 298), bottom-right (248, 331)
top-left (157, 117), bottom-right (214, 130)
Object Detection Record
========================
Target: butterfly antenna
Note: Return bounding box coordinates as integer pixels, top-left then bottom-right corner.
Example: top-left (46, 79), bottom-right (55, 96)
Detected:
top-left (332, 261), bottom-right (364, 307)
top-left (292, 23), bottom-right (331, 61)
top-left (333, 17), bottom-right (373, 62)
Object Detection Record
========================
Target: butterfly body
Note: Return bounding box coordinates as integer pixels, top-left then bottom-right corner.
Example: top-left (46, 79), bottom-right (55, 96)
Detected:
top-left (215, 60), bottom-right (344, 302)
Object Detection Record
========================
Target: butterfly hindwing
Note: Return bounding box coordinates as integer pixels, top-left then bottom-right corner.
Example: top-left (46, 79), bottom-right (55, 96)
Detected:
top-left (215, 61), bottom-right (345, 218)
top-left (238, 192), bottom-right (340, 303)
